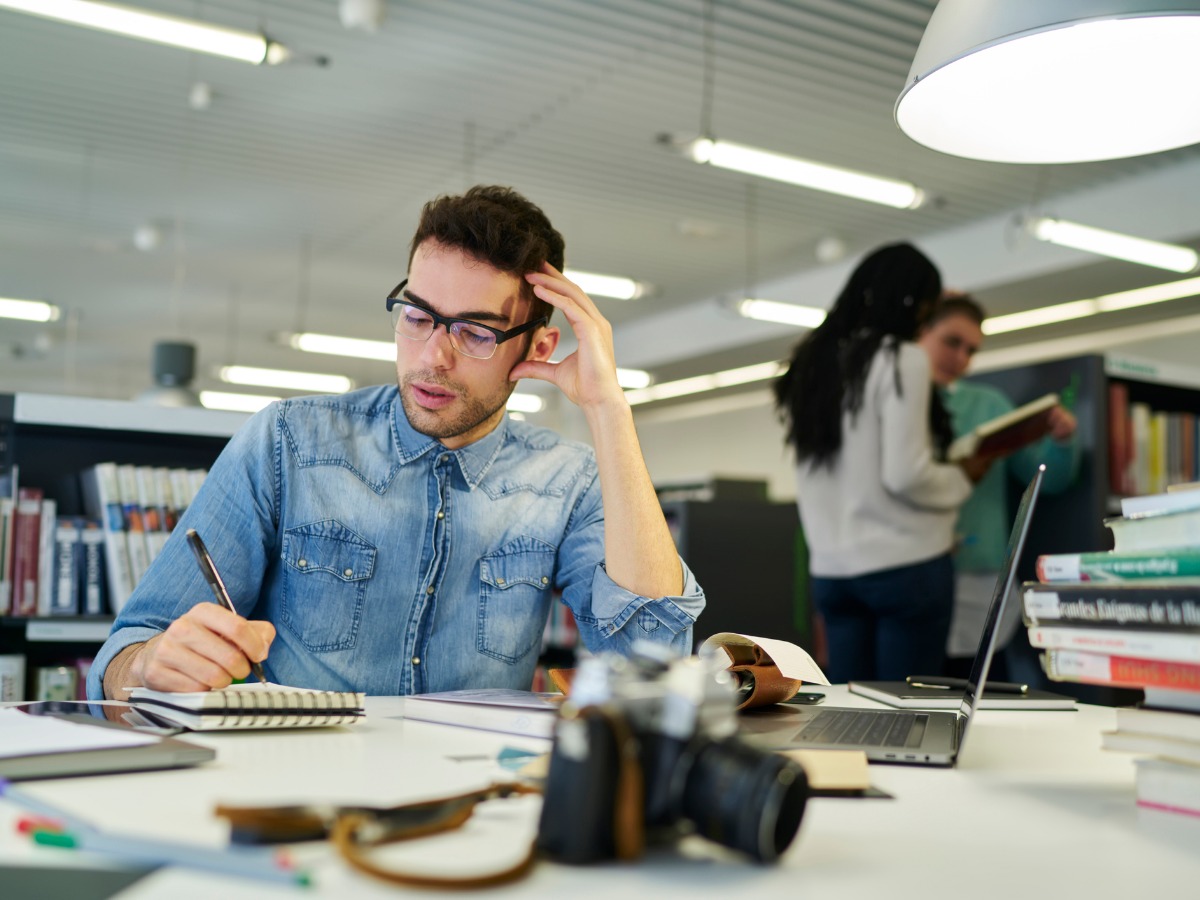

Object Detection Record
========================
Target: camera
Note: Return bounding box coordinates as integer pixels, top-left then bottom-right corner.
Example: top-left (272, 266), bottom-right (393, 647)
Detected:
top-left (535, 647), bottom-right (808, 864)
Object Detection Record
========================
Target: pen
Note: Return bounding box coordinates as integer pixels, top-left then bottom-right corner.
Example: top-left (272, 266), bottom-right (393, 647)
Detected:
top-left (185, 528), bottom-right (269, 685)
top-left (31, 827), bottom-right (310, 887)
top-left (1, 778), bottom-right (94, 832)
top-left (906, 675), bottom-right (1029, 695)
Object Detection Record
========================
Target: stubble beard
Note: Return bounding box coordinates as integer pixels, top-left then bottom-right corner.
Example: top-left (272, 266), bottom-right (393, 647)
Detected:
top-left (399, 370), bottom-right (515, 442)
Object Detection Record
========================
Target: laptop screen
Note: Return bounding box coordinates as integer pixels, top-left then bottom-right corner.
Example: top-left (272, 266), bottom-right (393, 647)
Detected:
top-left (955, 465), bottom-right (1044, 744)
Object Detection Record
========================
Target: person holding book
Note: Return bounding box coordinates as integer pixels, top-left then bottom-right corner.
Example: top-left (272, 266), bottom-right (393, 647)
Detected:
top-left (87, 185), bottom-right (705, 701)
top-left (774, 243), bottom-right (980, 683)
top-left (917, 294), bottom-right (1079, 682)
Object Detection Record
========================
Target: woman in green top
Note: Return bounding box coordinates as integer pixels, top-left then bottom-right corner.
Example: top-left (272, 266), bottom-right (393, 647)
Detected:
top-left (918, 295), bottom-right (1080, 682)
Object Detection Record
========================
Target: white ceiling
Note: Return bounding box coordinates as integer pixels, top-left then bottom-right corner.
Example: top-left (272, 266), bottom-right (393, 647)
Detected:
top-left (4, 0), bottom-right (1200, 407)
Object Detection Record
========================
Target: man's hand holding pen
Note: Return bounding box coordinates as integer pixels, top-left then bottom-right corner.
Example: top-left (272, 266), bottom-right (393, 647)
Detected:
top-left (134, 604), bottom-right (275, 693)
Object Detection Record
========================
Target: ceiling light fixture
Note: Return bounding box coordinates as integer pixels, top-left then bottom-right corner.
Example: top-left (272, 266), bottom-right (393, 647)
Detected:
top-left (1026, 217), bottom-right (1199, 273)
top-left (199, 390), bottom-right (280, 413)
top-left (0, 296), bottom-right (61, 322)
top-left (565, 269), bottom-right (647, 301)
top-left (982, 274), bottom-right (1200, 335)
top-left (625, 361), bottom-right (784, 406)
top-left (897, 0), bottom-right (1200, 163)
top-left (0, 0), bottom-right (292, 65)
top-left (218, 365), bottom-right (353, 394)
top-left (737, 298), bottom-right (827, 329)
top-left (675, 137), bottom-right (924, 210)
top-left (285, 331), bottom-right (651, 389)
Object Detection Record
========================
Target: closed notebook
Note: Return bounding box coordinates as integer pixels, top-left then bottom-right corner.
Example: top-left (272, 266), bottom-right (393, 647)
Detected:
top-left (127, 683), bottom-right (365, 731)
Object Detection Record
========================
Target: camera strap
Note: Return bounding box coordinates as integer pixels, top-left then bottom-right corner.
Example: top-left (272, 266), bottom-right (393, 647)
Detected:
top-left (217, 782), bottom-right (543, 889)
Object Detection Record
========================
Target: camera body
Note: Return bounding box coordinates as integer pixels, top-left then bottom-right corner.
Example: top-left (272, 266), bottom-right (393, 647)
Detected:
top-left (535, 648), bottom-right (808, 864)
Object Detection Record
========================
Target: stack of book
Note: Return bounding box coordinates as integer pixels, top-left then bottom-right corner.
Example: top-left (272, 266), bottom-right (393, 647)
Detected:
top-left (1023, 484), bottom-right (1200, 817)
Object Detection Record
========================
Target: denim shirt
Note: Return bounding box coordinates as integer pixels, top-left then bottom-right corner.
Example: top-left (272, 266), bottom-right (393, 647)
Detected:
top-left (86, 386), bottom-right (704, 699)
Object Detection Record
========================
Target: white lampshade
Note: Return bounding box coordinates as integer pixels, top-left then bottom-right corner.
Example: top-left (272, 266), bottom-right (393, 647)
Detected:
top-left (896, 0), bottom-right (1200, 163)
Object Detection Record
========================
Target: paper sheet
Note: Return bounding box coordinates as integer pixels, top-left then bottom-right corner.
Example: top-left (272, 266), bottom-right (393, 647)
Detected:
top-left (0, 708), bottom-right (159, 758)
top-left (699, 632), bottom-right (831, 685)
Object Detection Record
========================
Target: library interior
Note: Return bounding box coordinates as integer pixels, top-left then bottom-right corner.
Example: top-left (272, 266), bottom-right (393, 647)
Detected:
top-left (4, 1), bottom-right (1200, 897)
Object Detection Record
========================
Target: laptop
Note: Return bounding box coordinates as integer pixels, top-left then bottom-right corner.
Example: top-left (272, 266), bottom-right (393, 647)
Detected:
top-left (738, 465), bottom-right (1044, 766)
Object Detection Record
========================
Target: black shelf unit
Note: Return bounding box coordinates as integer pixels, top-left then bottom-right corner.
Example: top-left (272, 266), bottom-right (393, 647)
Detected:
top-left (0, 393), bottom-right (244, 699)
top-left (660, 497), bottom-right (809, 651)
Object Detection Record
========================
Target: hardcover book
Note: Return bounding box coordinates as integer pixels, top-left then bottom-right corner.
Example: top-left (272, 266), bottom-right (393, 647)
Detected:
top-left (1036, 548), bottom-right (1200, 583)
top-left (1135, 757), bottom-right (1200, 817)
top-left (1104, 506), bottom-right (1200, 552)
top-left (1027, 624), bottom-right (1200, 664)
top-left (1022, 582), bottom-right (1200, 631)
top-left (399, 689), bottom-right (561, 739)
top-left (946, 392), bottom-right (1058, 462)
top-left (1040, 647), bottom-right (1200, 691)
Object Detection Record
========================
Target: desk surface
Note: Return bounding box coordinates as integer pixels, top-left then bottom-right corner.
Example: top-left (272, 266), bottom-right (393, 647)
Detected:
top-left (3, 688), bottom-right (1198, 898)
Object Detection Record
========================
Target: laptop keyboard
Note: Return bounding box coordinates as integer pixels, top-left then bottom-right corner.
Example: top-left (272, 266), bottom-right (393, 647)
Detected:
top-left (796, 710), bottom-right (926, 748)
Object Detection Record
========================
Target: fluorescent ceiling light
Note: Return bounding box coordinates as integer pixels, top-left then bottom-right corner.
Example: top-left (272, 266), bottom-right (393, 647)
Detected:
top-left (286, 331), bottom-right (651, 390)
top-left (983, 275), bottom-right (1200, 335)
top-left (289, 332), bottom-right (394, 361)
top-left (564, 269), bottom-right (646, 301)
top-left (0, 296), bottom-right (60, 322)
top-left (897, 1), bottom-right (1200, 163)
top-left (0, 0), bottom-right (290, 65)
top-left (737, 298), bottom-right (827, 329)
top-left (506, 393), bottom-right (544, 414)
top-left (218, 365), bottom-right (353, 394)
top-left (625, 361), bottom-right (785, 406)
top-left (684, 137), bottom-right (923, 210)
top-left (1028, 217), bottom-right (1198, 273)
top-left (199, 391), bottom-right (279, 413)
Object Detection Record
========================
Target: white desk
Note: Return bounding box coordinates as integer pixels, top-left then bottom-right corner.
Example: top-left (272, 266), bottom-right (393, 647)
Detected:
top-left (3, 688), bottom-right (1198, 898)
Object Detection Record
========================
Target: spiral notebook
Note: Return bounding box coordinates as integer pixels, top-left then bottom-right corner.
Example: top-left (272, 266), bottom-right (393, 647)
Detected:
top-left (127, 683), bottom-right (366, 731)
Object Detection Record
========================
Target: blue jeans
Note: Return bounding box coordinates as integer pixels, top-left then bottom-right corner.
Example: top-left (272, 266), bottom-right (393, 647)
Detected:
top-left (811, 553), bottom-right (954, 683)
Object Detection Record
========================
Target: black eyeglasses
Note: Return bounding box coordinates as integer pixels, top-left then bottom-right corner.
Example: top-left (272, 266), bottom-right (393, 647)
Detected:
top-left (385, 280), bottom-right (548, 361)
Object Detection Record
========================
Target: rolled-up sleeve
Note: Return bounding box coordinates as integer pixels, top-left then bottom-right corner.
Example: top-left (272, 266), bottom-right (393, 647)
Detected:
top-left (553, 468), bottom-right (705, 657)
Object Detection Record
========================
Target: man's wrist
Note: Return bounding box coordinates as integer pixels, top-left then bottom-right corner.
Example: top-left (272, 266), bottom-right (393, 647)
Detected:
top-left (102, 641), bottom-right (147, 700)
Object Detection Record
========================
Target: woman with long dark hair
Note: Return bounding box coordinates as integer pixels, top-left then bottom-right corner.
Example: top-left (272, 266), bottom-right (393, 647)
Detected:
top-left (774, 243), bottom-right (976, 682)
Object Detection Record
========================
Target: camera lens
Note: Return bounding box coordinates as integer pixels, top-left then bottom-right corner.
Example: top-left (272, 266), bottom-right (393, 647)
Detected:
top-left (680, 738), bottom-right (808, 863)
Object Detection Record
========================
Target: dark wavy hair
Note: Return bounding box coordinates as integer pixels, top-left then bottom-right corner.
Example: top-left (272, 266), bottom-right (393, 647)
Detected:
top-left (408, 185), bottom-right (565, 323)
top-left (774, 242), bottom-right (953, 468)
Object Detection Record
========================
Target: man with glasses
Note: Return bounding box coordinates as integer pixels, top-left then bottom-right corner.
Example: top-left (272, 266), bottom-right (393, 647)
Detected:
top-left (89, 185), bottom-right (705, 701)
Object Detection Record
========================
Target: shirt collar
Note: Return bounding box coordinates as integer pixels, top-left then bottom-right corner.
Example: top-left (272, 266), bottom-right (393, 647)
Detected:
top-left (391, 390), bottom-right (509, 490)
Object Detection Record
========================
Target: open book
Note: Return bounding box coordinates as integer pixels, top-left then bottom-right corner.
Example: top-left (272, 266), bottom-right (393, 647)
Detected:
top-left (127, 683), bottom-right (365, 731)
top-left (947, 392), bottom-right (1059, 462)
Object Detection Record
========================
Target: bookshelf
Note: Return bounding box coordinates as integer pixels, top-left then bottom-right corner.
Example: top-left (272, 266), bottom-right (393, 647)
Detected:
top-left (965, 352), bottom-right (1200, 706)
top-left (0, 393), bottom-right (246, 700)
top-left (657, 478), bottom-right (811, 652)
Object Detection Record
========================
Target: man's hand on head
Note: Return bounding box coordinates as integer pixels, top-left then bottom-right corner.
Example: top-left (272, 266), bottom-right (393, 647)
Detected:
top-left (508, 263), bottom-right (626, 411)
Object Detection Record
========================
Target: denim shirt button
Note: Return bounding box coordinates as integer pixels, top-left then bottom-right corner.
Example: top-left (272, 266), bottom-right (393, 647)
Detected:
top-left (436, 511), bottom-right (444, 519)
top-left (426, 586), bottom-right (434, 595)
top-left (440, 454), bottom-right (449, 463)
top-left (343, 568), bottom-right (354, 578)
top-left (541, 576), bottom-right (549, 584)
top-left (496, 577), bottom-right (506, 585)
top-left (412, 657), bottom-right (421, 666)
top-left (298, 559), bottom-right (307, 568)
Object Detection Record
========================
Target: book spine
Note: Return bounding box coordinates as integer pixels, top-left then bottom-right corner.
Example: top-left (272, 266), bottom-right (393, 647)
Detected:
top-left (51, 517), bottom-right (82, 617)
top-left (1041, 647), bottom-right (1200, 690)
top-left (0, 653), bottom-right (25, 702)
top-left (36, 498), bottom-right (57, 616)
top-left (1108, 381), bottom-right (1129, 496)
top-left (93, 463), bottom-right (133, 614)
top-left (11, 487), bottom-right (44, 616)
top-left (1028, 624), bottom-right (1200, 663)
top-left (118, 463), bottom-right (152, 586)
top-left (80, 521), bottom-right (108, 616)
top-left (1023, 584), bottom-right (1200, 631)
top-left (1037, 551), bottom-right (1200, 582)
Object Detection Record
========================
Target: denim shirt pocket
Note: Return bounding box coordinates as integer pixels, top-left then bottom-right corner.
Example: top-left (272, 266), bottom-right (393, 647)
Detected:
top-left (477, 537), bottom-right (556, 664)
top-left (280, 520), bottom-right (376, 652)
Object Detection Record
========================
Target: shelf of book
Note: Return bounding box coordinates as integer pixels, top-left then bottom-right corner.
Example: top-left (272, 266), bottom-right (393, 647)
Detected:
top-left (0, 392), bottom-right (244, 700)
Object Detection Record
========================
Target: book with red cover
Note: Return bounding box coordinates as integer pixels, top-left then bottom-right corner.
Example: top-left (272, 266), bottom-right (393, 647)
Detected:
top-left (10, 487), bottom-right (44, 617)
top-left (947, 392), bottom-right (1059, 462)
